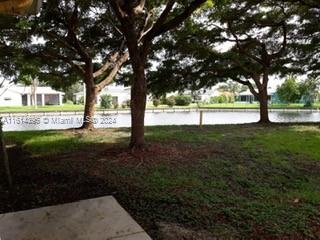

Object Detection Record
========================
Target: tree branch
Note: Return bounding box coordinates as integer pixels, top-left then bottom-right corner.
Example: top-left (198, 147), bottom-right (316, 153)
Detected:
top-left (96, 51), bottom-right (129, 91)
top-left (232, 78), bottom-right (259, 99)
top-left (227, 23), bottom-right (265, 65)
top-left (144, 0), bottom-right (206, 42)
top-left (38, 51), bottom-right (85, 77)
top-left (41, 30), bottom-right (78, 54)
top-left (270, 23), bottom-right (287, 60)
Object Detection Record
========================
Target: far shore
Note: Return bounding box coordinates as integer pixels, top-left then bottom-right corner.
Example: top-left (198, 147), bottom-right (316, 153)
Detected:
top-left (0, 102), bottom-right (320, 114)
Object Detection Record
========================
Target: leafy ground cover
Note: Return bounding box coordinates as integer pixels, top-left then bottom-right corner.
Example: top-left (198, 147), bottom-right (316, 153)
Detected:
top-left (1, 124), bottom-right (320, 239)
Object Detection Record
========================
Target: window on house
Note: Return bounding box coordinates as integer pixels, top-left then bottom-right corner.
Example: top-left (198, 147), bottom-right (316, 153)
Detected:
top-left (4, 97), bottom-right (12, 101)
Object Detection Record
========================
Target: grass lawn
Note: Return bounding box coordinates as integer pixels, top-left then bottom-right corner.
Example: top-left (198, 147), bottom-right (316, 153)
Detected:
top-left (0, 104), bottom-right (85, 113)
top-left (1, 102), bottom-right (320, 113)
top-left (201, 103), bottom-right (320, 109)
top-left (1, 124), bottom-right (320, 239)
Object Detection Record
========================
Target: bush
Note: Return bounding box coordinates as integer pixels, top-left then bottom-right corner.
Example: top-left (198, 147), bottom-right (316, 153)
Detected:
top-left (121, 100), bottom-right (131, 109)
top-left (228, 95), bottom-right (235, 103)
top-left (166, 96), bottom-right (176, 107)
top-left (78, 96), bottom-right (84, 105)
top-left (304, 101), bottom-right (313, 108)
top-left (160, 95), bottom-right (167, 105)
top-left (174, 95), bottom-right (192, 106)
top-left (65, 100), bottom-right (74, 105)
top-left (113, 103), bottom-right (119, 109)
top-left (210, 95), bottom-right (229, 104)
top-left (100, 94), bottom-right (113, 109)
top-left (153, 98), bottom-right (161, 107)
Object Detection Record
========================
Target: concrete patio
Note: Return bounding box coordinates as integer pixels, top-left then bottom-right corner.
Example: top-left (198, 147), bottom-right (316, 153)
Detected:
top-left (0, 196), bottom-right (152, 240)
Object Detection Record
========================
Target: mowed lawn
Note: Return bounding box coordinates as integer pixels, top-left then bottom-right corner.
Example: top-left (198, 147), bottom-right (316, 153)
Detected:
top-left (1, 124), bottom-right (320, 239)
top-left (1, 102), bottom-right (320, 113)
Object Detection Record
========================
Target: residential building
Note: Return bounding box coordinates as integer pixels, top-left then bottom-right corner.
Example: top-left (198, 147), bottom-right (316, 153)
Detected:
top-left (0, 84), bottom-right (64, 107)
top-left (236, 88), bottom-right (278, 104)
top-left (74, 83), bottom-right (131, 106)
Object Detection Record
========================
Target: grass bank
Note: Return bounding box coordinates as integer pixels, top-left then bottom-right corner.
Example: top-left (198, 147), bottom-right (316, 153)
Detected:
top-left (201, 102), bottom-right (320, 109)
top-left (0, 104), bottom-right (84, 113)
top-left (1, 102), bottom-right (320, 113)
top-left (1, 124), bottom-right (320, 239)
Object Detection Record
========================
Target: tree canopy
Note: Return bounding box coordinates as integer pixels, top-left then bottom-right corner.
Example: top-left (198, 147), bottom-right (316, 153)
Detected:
top-left (148, 0), bottom-right (311, 122)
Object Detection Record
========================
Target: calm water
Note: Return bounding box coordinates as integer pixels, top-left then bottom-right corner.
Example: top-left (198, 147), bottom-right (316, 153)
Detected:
top-left (1, 110), bottom-right (319, 131)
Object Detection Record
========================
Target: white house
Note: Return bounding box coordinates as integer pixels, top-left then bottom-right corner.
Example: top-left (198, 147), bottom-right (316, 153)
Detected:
top-left (75, 83), bottom-right (131, 106)
top-left (0, 84), bottom-right (65, 107)
top-left (236, 87), bottom-right (278, 104)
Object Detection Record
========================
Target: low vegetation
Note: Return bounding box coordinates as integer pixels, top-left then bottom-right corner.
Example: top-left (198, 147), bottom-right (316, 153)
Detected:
top-left (1, 124), bottom-right (320, 239)
top-left (100, 94), bottom-right (113, 109)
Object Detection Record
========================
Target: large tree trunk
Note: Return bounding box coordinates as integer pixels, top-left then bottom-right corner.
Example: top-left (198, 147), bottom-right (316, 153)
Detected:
top-left (130, 63), bottom-right (147, 149)
top-left (80, 69), bottom-right (98, 130)
top-left (80, 81), bottom-right (97, 130)
top-left (258, 87), bottom-right (271, 124)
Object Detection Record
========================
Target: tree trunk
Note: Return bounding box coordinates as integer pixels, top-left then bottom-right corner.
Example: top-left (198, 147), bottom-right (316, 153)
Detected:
top-left (258, 87), bottom-right (271, 123)
top-left (80, 82), bottom-right (97, 130)
top-left (130, 63), bottom-right (147, 149)
top-left (0, 119), bottom-right (12, 188)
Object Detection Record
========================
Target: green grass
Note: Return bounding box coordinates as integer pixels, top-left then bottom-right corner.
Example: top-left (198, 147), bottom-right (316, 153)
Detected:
top-left (201, 103), bottom-right (260, 108)
top-left (3, 124), bottom-right (320, 239)
top-left (1, 102), bottom-right (319, 113)
top-left (4, 128), bottom-right (129, 156)
top-left (243, 125), bottom-right (320, 162)
top-left (0, 104), bottom-right (84, 113)
top-left (201, 102), bottom-right (320, 109)
top-left (4, 131), bottom-right (89, 156)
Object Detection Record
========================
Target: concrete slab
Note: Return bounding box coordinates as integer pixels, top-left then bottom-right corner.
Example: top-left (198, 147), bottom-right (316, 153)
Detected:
top-left (0, 196), bottom-right (152, 240)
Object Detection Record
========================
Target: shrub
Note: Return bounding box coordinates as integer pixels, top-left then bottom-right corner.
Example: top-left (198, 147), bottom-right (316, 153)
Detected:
top-left (210, 95), bottom-right (228, 104)
top-left (304, 101), bottom-right (313, 108)
top-left (78, 96), bottom-right (84, 105)
top-left (65, 100), bottom-right (74, 105)
top-left (228, 95), bottom-right (235, 103)
top-left (166, 96), bottom-right (176, 107)
top-left (160, 95), bottom-right (167, 105)
top-left (121, 100), bottom-right (131, 109)
top-left (153, 98), bottom-right (161, 107)
top-left (113, 103), bottom-right (119, 109)
top-left (174, 95), bottom-right (192, 106)
top-left (100, 94), bottom-right (113, 109)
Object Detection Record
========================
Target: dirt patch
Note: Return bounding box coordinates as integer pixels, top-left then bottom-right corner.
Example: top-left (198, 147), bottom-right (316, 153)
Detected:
top-left (97, 142), bottom-right (216, 167)
top-left (157, 222), bottom-right (218, 240)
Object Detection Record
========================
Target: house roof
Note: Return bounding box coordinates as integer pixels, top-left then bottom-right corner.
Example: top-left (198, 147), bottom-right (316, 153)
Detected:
top-left (238, 88), bottom-right (276, 96)
top-left (75, 84), bottom-right (131, 97)
top-left (4, 86), bottom-right (64, 95)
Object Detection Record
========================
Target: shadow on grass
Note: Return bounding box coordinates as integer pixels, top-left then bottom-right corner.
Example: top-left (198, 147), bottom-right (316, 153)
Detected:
top-left (1, 124), bottom-right (320, 239)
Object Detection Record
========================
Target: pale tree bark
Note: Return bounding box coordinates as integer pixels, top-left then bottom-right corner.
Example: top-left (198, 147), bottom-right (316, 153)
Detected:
top-left (31, 78), bottom-right (38, 109)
